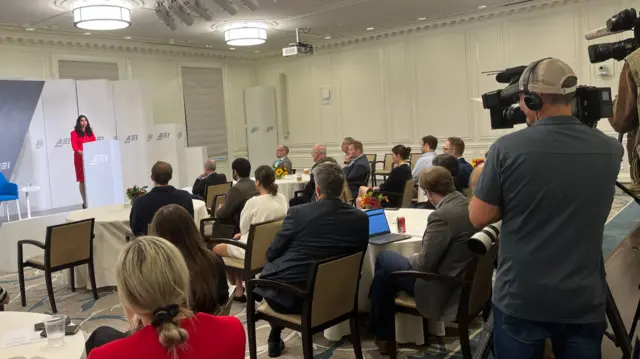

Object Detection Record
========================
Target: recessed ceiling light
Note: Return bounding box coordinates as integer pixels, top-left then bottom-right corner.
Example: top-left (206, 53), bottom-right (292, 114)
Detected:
top-left (206, 45), bottom-right (212, 48)
top-left (366, 27), bottom-right (374, 31)
top-left (83, 32), bottom-right (91, 35)
top-left (169, 39), bottom-right (175, 44)
top-left (124, 36), bottom-right (132, 39)
top-left (229, 47), bottom-right (236, 50)
top-left (478, 5), bottom-right (487, 9)
top-left (324, 36), bottom-right (331, 39)
top-left (25, 27), bottom-right (35, 31)
top-left (418, 17), bottom-right (426, 21)
top-left (254, 50), bottom-right (260, 53)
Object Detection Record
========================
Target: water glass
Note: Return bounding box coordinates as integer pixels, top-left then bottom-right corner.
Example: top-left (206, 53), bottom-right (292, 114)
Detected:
top-left (44, 315), bottom-right (66, 347)
top-left (296, 173), bottom-right (303, 181)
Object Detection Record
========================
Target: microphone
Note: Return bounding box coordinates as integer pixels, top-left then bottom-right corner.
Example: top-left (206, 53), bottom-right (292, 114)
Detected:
top-left (585, 26), bottom-right (624, 41)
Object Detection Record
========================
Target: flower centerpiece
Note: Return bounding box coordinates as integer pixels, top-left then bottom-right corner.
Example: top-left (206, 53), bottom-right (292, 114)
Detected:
top-left (126, 185), bottom-right (148, 205)
top-left (471, 158), bottom-right (485, 168)
top-left (360, 189), bottom-right (388, 210)
top-left (274, 166), bottom-right (288, 180)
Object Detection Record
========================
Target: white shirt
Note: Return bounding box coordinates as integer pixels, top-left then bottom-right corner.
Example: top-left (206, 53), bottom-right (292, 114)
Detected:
top-left (227, 193), bottom-right (288, 259)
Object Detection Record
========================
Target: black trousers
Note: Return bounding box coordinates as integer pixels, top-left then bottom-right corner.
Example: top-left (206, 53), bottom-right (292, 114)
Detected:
top-left (85, 326), bottom-right (128, 355)
top-left (266, 297), bottom-right (303, 342)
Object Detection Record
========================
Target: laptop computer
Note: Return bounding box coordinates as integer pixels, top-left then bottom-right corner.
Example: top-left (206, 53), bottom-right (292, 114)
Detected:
top-left (366, 208), bottom-right (413, 245)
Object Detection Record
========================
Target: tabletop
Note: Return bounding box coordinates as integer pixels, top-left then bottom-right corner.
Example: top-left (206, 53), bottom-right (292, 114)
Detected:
top-left (0, 312), bottom-right (85, 359)
top-left (385, 207), bottom-right (433, 238)
top-left (65, 200), bottom-right (207, 223)
top-left (20, 186), bottom-right (41, 192)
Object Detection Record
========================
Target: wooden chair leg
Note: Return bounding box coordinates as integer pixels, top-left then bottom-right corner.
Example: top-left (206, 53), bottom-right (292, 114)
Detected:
top-left (301, 329), bottom-right (314, 359)
top-left (70, 268), bottom-right (76, 292)
top-left (18, 263), bottom-right (26, 307)
top-left (458, 320), bottom-right (472, 359)
top-left (350, 316), bottom-right (363, 359)
top-left (0, 305), bottom-right (4, 311)
top-left (389, 310), bottom-right (398, 359)
top-left (44, 269), bottom-right (57, 313)
top-left (88, 262), bottom-right (99, 300)
top-left (247, 304), bottom-right (258, 359)
top-left (422, 317), bottom-right (430, 345)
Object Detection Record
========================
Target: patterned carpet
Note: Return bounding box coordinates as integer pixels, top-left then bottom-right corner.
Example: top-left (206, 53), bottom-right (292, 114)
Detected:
top-left (0, 189), bottom-right (634, 358)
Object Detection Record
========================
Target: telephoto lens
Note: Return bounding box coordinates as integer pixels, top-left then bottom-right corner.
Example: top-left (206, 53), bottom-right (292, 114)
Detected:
top-left (607, 8), bottom-right (637, 32)
top-left (468, 221), bottom-right (501, 255)
top-left (588, 38), bottom-right (638, 63)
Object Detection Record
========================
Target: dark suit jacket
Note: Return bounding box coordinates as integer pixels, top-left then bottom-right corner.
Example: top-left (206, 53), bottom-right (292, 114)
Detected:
top-left (273, 157), bottom-right (293, 172)
top-left (343, 155), bottom-right (371, 196)
top-left (130, 186), bottom-right (194, 236)
top-left (192, 172), bottom-right (228, 198)
top-left (214, 177), bottom-right (258, 228)
top-left (408, 191), bottom-right (476, 320)
top-left (256, 198), bottom-right (369, 309)
top-left (457, 158), bottom-right (473, 189)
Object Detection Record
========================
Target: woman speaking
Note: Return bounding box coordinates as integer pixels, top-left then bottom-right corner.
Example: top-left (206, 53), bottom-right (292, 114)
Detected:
top-left (71, 115), bottom-right (96, 209)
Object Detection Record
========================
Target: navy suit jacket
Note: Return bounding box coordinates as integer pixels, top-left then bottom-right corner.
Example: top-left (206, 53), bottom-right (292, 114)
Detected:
top-left (343, 155), bottom-right (371, 195)
top-left (256, 198), bottom-right (369, 309)
top-left (457, 158), bottom-right (473, 189)
top-left (192, 172), bottom-right (228, 198)
top-left (130, 186), bottom-right (194, 236)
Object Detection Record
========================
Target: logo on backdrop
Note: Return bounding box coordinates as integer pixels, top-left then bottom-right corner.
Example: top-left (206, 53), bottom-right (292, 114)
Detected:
top-left (89, 155), bottom-right (108, 166)
top-left (124, 135), bottom-right (138, 144)
top-left (265, 126), bottom-right (274, 133)
top-left (36, 140), bottom-right (43, 149)
top-left (55, 138), bottom-right (70, 147)
top-left (97, 136), bottom-right (104, 141)
top-left (147, 134), bottom-right (153, 142)
top-left (156, 132), bottom-right (170, 140)
top-left (250, 127), bottom-right (259, 134)
top-left (0, 162), bottom-right (10, 171)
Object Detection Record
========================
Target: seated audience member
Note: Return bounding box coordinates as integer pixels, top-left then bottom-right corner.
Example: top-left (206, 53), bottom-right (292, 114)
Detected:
top-left (290, 145), bottom-right (335, 206)
top-left (443, 137), bottom-right (473, 189)
top-left (86, 236), bottom-right (245, 359)
top-left (412, 135), bottom-right (438, 179)
top-left (273, 144), bottom-right (293, 172)
top-left (215, 158), bottom-right (259, 233)
top-left (432, 153), bottom-right (463, 192)
top-left (130, 161), bottom-right (193, 236)
top-left (343, 140), bottom-right (371, 197)
top-left (341, 137), bottom-right (355, 167)
top-left (191, 160), bottom-right (227, 198)
top-left (469, 162), bottom-right (484, 190)
top-left (214, 165), bottom-right (288, 302)
top-left (253, 162), bottom-right (369, 357)
top-left (368, 166), bottom-right (475, 355)
top-left (152, 204), bottom-right (229, 314)
top-left (357, 145), bottom-right (412, 208)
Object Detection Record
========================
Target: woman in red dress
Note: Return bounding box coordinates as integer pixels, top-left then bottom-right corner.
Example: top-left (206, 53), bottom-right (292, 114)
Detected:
top-left (71, 115), bottom-right (96, 209)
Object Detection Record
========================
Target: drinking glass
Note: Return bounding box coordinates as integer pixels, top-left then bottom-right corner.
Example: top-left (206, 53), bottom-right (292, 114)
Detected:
top-left (43, 314), bottom-right (66, 347)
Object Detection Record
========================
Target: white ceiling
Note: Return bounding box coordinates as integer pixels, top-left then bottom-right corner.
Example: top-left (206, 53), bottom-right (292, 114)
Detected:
top-left (0, 0), bottom-right (533, 53)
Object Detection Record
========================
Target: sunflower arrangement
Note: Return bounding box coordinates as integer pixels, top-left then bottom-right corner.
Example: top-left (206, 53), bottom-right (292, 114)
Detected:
top-left (274, 166), bottom-right (288, 180)
top-left (360, 189), bottom-right (388, 210)
top-left (471, 158), bottom-right (485, 168)
top-left (126, 185), bottom-right (148, 205)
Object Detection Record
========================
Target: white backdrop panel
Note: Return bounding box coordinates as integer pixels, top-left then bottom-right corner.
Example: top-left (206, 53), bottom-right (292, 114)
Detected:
top-left (42, 80), bottom-right (82, 208)
top-left (185, 146), bottom-right (208, 187)
top-left (150, 124), bottom-right (188, 188)
top-left (84, 140), bottom-right (124, 207)
top-left (76, 80), bottom-right (117, 142)
top-left (245, 86), bottom-right (278, 168)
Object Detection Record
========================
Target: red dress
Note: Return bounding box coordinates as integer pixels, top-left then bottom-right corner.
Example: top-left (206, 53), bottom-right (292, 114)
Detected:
top-left (70, 130), bottom-right (96, 182)
top-left (87, 313), bottom-right (246, 359)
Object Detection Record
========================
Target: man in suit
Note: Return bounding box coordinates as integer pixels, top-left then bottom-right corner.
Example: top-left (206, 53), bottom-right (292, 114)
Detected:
top-left (215, 158), bottom-right (258, 233)
top-left (341, 137), bottom-right (355, 167)
top-left (368, 166), bottom-right (475, 355)
top-left (191, 159), bottom-right (228, 198)
top-left (254, 162), bottom-right (369, 357)
top-left (130, 161), bottom-right (194, 236)
top-left (444, 137), bottom-right (473, 189)
top-left (343, 140), bottom-right (371, 198)
top-left (273, 144), bottom-right (293, 172)
top-left (289, 144), bottom-right (329, 207)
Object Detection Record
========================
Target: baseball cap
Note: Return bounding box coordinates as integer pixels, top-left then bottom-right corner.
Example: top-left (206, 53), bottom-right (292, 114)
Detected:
top-left (518, 58), bottom-right (578, 95)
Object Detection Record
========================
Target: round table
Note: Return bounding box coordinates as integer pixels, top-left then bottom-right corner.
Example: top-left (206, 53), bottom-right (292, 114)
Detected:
top-left (65, 200), bottom-right (208, 289)
top-left (272, 174), bottom-right (310, 202)
top-left (0, 312), bottom-right (85, 359)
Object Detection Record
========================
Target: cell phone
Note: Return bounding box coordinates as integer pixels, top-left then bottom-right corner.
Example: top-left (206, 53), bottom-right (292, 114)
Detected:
top-left (39, 323), bottom-right (80, 337)
top-left (34, 316), bottom-right (72, 331)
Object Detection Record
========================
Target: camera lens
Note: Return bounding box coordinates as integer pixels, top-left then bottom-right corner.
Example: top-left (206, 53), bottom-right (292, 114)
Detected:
top-left (504, 104), bottom-right (527, 126)
top-left (607, 8), bottom-right (637, 31)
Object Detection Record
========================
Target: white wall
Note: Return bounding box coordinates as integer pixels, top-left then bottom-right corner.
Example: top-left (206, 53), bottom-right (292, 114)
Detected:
top-left (255, 0), bottom-right (637, 180)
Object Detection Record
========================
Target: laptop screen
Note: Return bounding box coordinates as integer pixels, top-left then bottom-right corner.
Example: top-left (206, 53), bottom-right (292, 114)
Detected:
top-left (366, 208), bottom-right (390, 236)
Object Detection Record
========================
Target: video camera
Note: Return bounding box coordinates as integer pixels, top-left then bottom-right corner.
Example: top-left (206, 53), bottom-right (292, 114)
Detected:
top-left (481, 66), bottom-right (613, 129)
top-left (587, 8), bottom-right (640, 64)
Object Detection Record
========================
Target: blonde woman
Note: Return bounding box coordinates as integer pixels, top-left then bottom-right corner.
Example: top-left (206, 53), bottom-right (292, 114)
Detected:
top-left (87, 236), bottom-right (245, 359)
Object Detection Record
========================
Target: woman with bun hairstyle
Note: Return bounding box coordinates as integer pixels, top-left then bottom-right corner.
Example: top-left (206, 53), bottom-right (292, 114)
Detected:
top-left (357, 144), bottom-right (413, 208)
top-left (87, 236), bottom-right (245, 359)
top-left (213, 165), bottom-right (288, 301)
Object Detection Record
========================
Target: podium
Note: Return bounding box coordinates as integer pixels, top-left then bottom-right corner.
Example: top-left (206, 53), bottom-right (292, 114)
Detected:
top-left (83, 140), bottom-right (124, 208)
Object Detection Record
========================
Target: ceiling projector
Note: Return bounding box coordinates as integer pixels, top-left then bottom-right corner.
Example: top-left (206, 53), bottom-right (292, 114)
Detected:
top-left (282, 28), bottom-right (314, 57)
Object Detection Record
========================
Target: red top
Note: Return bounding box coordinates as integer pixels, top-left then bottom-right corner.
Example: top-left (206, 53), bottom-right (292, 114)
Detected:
top-left (70, 130), bottom-right (96, 156)
top-left (87, 314), bottom-right (246, 359)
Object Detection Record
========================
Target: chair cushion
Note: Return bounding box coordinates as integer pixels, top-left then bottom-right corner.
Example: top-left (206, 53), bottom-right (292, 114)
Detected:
top-left (222, 257), bottom-right (244, 269)
top-left (0, 196), bottom-right (18, 201)
top-left (395, 291), bottom-right (417, 309)
top-left (257, 302), bottom-right (302, 325)
top-left (26, 255), bottom-right (45, 267)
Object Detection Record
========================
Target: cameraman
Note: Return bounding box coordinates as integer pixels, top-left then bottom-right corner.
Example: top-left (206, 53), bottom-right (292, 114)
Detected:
top-left (610, 51), bottom-right (640, 191)
top-left (470, 58), bottom-right (623, 358)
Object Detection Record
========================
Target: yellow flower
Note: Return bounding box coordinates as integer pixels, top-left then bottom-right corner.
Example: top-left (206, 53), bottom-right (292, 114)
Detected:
top-left (275, 168), bottom-right (283, 176)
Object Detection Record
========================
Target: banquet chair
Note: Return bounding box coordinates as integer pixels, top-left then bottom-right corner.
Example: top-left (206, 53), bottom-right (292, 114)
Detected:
top-left (17, 218), bottom-right (98, 314)
top-left (409, 153), bottom-right (422, 170)
top-left (205, 182), bottom-right (232, 214)
top-left (365, 154), bottom-right (377, 186)
top-left (0, 171), bottom-right (21, 221)
top-left (385, 178), bottom-right (417, 208)
top-left (373, 154), bottom-right (394, 187)
top-left (341, 181), bottom-right (354, 205)
top-left (215, 292), bottom-right (235, 316)
top-left (200, 194), bottom-right (235, 244)
top-left (387, 243), bottom-right (498, 359)
top-left (246, 251), bottom-right (365, 359)
top-left (208, 219), bottom-right (283, 287)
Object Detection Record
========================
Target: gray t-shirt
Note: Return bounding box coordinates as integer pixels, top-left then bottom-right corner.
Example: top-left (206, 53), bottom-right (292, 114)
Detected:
top-left (474, 116), bottom-right (623, 323)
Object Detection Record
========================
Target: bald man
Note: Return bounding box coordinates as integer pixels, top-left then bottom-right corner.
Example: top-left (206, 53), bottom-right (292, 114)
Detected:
top-left (469, 162), bottom-right (484, 191)
top-left (273, 144), bottom-right (293, 172)
top-left (290, 144), bottom-right (330, 206)
top-left (192, 159), bottom-right (228, 198)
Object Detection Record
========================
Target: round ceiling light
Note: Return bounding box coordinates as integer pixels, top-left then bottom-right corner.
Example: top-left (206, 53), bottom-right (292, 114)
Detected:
top-left (224, 22), bottom-right (268, 46)
top-left (73, 5), bottom-right (131, 31)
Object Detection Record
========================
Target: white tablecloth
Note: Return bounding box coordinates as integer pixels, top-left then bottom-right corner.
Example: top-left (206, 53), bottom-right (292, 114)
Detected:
top-left (184, 175), bottom-right (311, 203)
top-left (324, 208), bottom-right (444, 345)
top-left (0, 312), bottom-right (85, 359)
top-left (65, 200), bottom-right (208, 289)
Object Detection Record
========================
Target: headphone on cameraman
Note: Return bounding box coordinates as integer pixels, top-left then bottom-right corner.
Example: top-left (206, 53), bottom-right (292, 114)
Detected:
top-left (521, 57), bottom-right (551, 111)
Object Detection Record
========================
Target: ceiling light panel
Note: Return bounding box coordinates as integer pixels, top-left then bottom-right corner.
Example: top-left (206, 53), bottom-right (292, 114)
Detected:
top-left (73, 5), bottom-right (131, 30)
